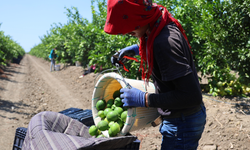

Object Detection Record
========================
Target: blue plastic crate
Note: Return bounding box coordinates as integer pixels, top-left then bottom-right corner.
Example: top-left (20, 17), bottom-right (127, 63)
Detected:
top-left (59, 108), bottom-right (94, 126)
top-left (58, 107), bottom-right (83, 115)
top-left (12, 127), bottom-right (27, 150)
top-left (67, 109), bottom-right (94, 126)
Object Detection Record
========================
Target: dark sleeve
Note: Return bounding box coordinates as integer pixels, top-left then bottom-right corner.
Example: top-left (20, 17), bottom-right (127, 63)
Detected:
top-left (147, 72), bottom-right (202, 109)
top-left (154, 25), bottom-right (192, 81)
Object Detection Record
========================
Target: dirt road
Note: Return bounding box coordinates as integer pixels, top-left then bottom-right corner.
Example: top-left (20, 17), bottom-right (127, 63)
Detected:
top-left (0, 54), bottom-right (250, 150)
top-left (0, 54), bottom-right (94, 149)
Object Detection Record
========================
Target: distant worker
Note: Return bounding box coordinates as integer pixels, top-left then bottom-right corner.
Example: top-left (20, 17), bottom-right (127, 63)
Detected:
top-left (84, 64), bottom-right (96, 76)
top-left (49, 48), bottom-right (58, 72)
top-left (79, 64), bottom-right (103, 78)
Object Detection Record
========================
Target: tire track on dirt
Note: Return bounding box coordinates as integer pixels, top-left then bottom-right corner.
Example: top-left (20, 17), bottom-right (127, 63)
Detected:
top-left (27, 55), bottom-right (80, 108)
top-left (1, 57), bottom-right (26, 103)
top-left (0, 55), bottom-right (28, 150)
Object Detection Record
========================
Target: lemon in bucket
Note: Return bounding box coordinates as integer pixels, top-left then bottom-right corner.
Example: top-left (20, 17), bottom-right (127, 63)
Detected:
top-left (106, 99), bottom-right (114, 108)
top-left (113, 90), bottom-right (121, 99)
top-left (121, 110), bottom-right (127, 122)
top-left (89, 125), bottom-right (98, 136)
top-left (106, 111), bottom-right (119, 122)
top-left (96, 99), bottom-right (106, 110)
top-left (104, 108), bottom-right (112, 116)
top-left (97, 120), bottom-right (109, 131)
top-left (92, 72), bottom-right (159, 137)
top-left (97, 110), bottom-right (105, 119)
top-left (114, 107), bottom-right (123, 116)
top-left (114, 97), bottom-right (123, 107)
top-left (110, 122), bottom-right (120, 135)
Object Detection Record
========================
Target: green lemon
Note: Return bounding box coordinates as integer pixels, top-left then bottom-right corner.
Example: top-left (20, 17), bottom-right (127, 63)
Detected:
top-left (114, 97), bottom-right (123, 107)
top-left (97, 120), bottom-right (109, 131)
top-left (106, 99), bottom-right (114, 108)
top-left (117, 118), bottom-right (124, 129)
top-left (114, 107), bottom-right (123, 116)
top-left (98, 110), bottom-right (105, 119)
top-left (121, 110), bottom-right (127, 123)
top-left (110, 122), bottom-right (120, 136)
top-left (104, 108), bottom-right (112, 117)
top-left (106, 111), bottom-right (119, 122)
top-left (96, 99), bottom-right (106, 110)
top-left (104, 117), bottom-right (110, 124)
top-left (113, 90), bottom-right (121, 99)
top-left (111, 104), bottom-right (116, 110)
top-left (89, 125), bottom-right (98, 136)
top-left (108, 121), bottom-right (115, 127)
top-left (96, 134), bottom-right (105, 138)
top-left (108, 128), bottom-right (115, 137)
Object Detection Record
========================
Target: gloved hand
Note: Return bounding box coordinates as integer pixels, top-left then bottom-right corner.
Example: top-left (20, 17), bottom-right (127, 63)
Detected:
top-left (111, 44), bottom-right (139, 66)
top-left (120, 87), bottom-right (146, 107)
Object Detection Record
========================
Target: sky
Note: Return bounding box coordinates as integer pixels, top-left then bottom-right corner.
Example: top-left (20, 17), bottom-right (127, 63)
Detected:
top-left (0, 0), bottom-right (93, 53)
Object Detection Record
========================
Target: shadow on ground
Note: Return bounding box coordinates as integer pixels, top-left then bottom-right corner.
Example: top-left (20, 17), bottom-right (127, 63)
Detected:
top-left (0, 99), bottom-right (32, 119)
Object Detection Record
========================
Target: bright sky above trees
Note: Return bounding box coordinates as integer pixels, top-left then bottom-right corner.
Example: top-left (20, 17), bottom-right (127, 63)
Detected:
top-left (0, 0), bottom-right (92, 52)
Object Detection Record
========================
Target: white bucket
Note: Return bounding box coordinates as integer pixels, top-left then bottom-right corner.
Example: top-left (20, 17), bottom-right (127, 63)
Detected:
top-left (92, 72), bottom-right (159, 137)
top-left (55, 65), bottom-right (60, 71)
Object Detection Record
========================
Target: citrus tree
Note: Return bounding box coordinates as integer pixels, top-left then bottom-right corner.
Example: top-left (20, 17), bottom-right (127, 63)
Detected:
top-left (155, 0), bottom-right (250, 96)
top-left (0, 25), bottom-right (25, 66)
top-left (29, 0), bottom-right (250, 97)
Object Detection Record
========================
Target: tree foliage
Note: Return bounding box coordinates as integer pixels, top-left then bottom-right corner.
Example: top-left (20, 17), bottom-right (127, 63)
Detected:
top-left (29, 0), bottom-right (250, 97)
top-left (0, 24), bottom-right (25, 66)
top-left (155, 0), bottom-right (250, 96)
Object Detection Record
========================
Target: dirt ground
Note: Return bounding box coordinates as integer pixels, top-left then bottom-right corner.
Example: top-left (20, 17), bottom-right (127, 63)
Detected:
top-left (0, 54), bottom-right (250, 150)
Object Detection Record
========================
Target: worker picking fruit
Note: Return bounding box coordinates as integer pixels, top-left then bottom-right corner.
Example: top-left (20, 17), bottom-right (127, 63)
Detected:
top-left (104, 0), bottom-right (207, 149)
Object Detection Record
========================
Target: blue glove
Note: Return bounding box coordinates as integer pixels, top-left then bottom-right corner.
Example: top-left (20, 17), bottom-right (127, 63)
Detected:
top-left (120, 87), bottom-right (146, 107)
top-left (111, 44), bottom-right (139, 67)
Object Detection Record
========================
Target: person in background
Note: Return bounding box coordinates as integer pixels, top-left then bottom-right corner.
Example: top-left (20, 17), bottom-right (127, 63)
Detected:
top-left (105, 0), bottom-right (206, 149)
top-left (49, 48), bottom-right (57, 72)
top-left (84, 64), bottom-right (96, 76)
top-left (79, 64), bottom-right (103, 78)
